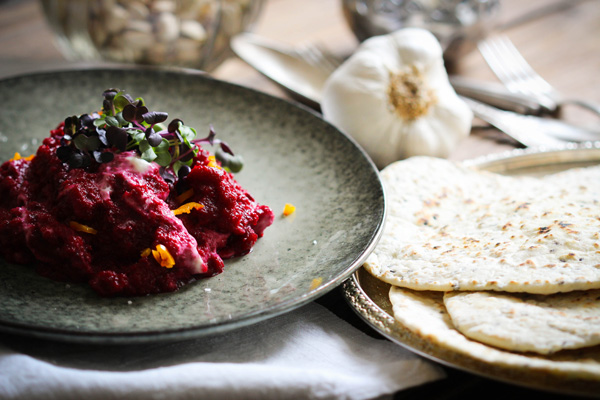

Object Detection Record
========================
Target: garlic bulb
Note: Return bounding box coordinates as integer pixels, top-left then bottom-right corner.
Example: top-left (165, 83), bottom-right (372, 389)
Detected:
top-left (321, 28), bottom-right (473, 169)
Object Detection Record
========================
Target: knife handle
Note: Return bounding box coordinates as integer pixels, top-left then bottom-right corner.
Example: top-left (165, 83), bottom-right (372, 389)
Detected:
top-left (450, 76), bottom-right (544, 116)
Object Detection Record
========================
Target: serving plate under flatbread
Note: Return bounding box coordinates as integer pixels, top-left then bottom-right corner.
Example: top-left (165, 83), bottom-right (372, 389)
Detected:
top-left (343, 143), bottom-right (600, 397)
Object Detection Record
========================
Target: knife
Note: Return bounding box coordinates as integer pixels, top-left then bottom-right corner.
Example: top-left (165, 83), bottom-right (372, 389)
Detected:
top-left (462, 96), bottom-right (600, 146)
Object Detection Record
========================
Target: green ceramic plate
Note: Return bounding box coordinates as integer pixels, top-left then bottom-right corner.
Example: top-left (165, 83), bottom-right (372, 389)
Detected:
top-left (0, 67), bottom-right (385, 344)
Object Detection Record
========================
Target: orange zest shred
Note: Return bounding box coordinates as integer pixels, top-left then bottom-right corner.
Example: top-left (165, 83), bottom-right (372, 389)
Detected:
top-left (152, 244), bottom-right (175, 268)
top-left (140, 248), bottom-right (152, 257)
top-left (10, 152), bottom-right (35, 162)
top-left (207, 155), bottom-right (221, 169)
top-left (69, 221), bottom-right (98, 234)
top-left (310, 277), bottom-right (323, 290)
top-left (172, 202), bottom-right (204, 215)
top-left (283, 203), bottom-right (296, 216)
top-left (175, 188), bottom-right (194, 204)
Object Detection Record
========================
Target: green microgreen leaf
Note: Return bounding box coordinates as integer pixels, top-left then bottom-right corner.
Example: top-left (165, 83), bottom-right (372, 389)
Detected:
top-left (139, 140), bottom-right (157, 162)
top-left (179, 125), bottom-right (197, 142)
top-left (113, 93), bottom-right (133, 111)
top-left (104, 115), bottom-right (120, 127)
top-left (74, 134), bottom-right (101, 152)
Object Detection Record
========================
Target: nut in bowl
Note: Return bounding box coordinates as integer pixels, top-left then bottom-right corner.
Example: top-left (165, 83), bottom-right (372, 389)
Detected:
top-left (40, 0), bottom-right (264, 71)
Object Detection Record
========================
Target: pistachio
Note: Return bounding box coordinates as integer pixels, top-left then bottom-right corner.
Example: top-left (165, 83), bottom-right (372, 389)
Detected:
top-left (76, 0), bottom-right (258, 68)
top-left (155, 12), bottom-right (180, 42)
top-left (180, 20), bottom-right (207, 41)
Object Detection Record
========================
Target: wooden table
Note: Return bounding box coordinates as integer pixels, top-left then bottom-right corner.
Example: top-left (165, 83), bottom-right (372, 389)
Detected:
top-left (2, 0), bottom-right (599, 160)
top-left (1, 0), bottom-right (599, 398)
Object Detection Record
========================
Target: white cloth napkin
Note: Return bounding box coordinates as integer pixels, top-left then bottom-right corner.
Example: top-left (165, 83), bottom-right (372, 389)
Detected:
top-left (0, 301), bottom-right (444, 400)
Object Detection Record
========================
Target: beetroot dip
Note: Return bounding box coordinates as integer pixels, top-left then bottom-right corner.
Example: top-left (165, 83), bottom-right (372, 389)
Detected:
top-left (0, 122), bottom-right (274, 297)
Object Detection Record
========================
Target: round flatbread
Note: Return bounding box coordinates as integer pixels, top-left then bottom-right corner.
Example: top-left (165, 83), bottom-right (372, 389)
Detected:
top-left (388, 286), bottom-right (600, 380)
top-left (365, 156), bottom-right (600, 294)
top-left (443, 290), bottom-right (600, 354)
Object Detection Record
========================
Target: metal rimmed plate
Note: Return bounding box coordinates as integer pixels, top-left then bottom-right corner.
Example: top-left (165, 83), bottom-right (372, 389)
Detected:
top-left (343, 143), bottom-right (600, 397)
top-left (0, 67), bottom-right (385, 344)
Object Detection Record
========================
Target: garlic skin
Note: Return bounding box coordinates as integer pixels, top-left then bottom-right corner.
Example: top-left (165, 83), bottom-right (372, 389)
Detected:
top-left (321, 28), bottom-right (473, 169)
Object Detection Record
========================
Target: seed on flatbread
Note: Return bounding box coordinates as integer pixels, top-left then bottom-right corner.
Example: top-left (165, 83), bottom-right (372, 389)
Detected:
top-left (365, 157), bottom-right (600, 294)
top-left (443, 290), bottom-right (600, 354)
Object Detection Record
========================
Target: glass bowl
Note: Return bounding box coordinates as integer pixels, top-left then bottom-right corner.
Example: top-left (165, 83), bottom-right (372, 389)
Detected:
top-left (341, 0), bottom-right (500, 65)
top-left (40, 0), bottom-right (264, 72)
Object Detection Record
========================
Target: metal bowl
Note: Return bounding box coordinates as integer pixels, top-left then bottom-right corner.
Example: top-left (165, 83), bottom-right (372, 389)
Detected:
top-left (341, 0), bottom-right (500, 64)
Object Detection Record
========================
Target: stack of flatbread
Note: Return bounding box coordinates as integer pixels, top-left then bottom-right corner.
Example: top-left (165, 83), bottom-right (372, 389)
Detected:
top-left (364, 156), bottom-right (600, 391)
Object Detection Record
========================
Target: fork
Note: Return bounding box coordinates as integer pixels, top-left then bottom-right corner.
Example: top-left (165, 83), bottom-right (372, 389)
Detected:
top-left (291, 43), bottom-right (342, 75)
top-left (478, 34), bottom-right (600, 117)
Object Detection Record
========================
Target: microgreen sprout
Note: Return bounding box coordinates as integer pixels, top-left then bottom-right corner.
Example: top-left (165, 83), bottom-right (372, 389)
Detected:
top-left (56, 89), bottom-right (243, 178)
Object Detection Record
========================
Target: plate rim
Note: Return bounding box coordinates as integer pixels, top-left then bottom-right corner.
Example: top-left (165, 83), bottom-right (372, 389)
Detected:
top-left (0, 67), bottom-right (386, 344)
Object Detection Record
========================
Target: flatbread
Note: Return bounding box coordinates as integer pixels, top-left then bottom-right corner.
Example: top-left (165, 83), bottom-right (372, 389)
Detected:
top-left (443, 290), bottom-right (600, 354)
top-left (365, 156), bottom-right (600, 294)
top-left (388, 286), bottom-right (600, 380)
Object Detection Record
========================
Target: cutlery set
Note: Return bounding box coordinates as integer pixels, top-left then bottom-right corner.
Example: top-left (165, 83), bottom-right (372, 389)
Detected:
top-left (231, 33), bottom-right (600, 147)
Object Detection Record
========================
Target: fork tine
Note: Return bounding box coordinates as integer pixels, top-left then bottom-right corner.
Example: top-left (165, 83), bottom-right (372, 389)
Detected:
top-left (494, 36), bottom-right (555, 96)
top-left (479, 34), bottom-right (558, 111)
top-left (313, 43), bottom-right (343, 71)
top-left (478, 36), bottom-right (521, 93)
top-left (294, 43), bottom-right (342, 75)
top-left (479, 34), bottom-right (600, 118)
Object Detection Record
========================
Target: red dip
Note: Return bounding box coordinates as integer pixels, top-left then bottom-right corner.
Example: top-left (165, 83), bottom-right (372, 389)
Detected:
top-left (0, 91), bottom-right (274, 297)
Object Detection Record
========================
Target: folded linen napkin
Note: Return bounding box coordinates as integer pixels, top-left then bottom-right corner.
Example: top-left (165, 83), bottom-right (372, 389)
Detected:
top-left (0, 300), bottom-right (444, 400)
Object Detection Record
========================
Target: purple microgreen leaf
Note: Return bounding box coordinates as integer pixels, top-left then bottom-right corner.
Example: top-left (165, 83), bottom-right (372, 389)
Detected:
top-left (168, 118), bottom-right (183, 133)
top-left (103, 88), bottom-right (119, 100)
top-left (121, 103), bottom-right (149, 124)
top-left (100, 151), bottom-right (115, 163)
top-left (57, 146), bottom-right (72, 162)
top-left (92, 151), bottom-right (112, 164)
top-left (177, 164), bottom-right (191, 179)
top-left (136, 106), bottom-right (149, 124)
top-left (79, 114), bottom-right (95, 129)
top-left (178, 145), bottom-right (194, 162)
top-left (102, 99), bottom-right (113, 116)
top-left (142, 111), bottom-right (168, 125)
top-left (159, 167), bottom-right (176, 184)
top-left (96, 128), bottom-right (108, 146)
top-left (63, 115), bottom-right (80, 136)
top-left (146, 130), bottom-right (163, 147)
top-left (122, 104), bottom-right (136, 123)
top-left (106, 126), bottom-right (128, 152)
top-left (206, 125), bottom-right (217, 144)
top-left (68, 150), bottom-right (89, 169)
top-left (219, 142), bottom-right (234, 156)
